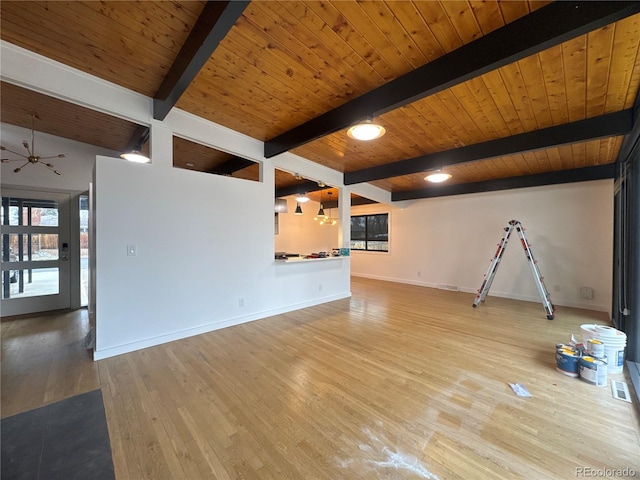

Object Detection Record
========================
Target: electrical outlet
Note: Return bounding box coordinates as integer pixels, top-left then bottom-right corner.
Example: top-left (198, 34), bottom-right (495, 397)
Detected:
top-left (318, 284), bottom-right (323, 292)
top-left (238, 298), bottom-right (244, 308)
top-left (417, 271), bottom-right (421, 277)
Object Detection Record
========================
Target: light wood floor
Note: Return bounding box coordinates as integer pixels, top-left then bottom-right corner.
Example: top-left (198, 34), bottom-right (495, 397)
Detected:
top-left (3, 277), bottom-right (639, 479)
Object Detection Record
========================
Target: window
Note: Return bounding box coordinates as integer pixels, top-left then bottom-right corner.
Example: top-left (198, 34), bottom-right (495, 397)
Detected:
top-left (350, 214), bottom-right (388, 251)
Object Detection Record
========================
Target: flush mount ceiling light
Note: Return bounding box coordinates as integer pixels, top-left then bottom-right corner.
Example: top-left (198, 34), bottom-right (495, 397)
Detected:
top-left (1, 113), bottom-right (65, 175)
top-left (425, 170), bottom-right (452, 183)
top-left (120, 150), bottom-right (150, 163)
top-left (292, 172), bottom-right (310, 202)
top-left (347, 118), bottom-right (386, 141)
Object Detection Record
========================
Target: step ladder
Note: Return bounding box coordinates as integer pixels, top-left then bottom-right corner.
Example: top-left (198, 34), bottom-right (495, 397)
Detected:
top-left (473, 220), bottom-right (555, 320)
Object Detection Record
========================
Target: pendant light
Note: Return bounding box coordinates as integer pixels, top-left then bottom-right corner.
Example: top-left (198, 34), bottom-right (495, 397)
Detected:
top-left (315, 190), bottom-right (326, 220)
top-left (294, 202), bottom-right (303, 215)
top-left (316, 191), bottom-right (337, 225)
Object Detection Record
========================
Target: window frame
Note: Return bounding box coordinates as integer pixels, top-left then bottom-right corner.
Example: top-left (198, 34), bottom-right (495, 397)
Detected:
top-left (350, 213), bottom-right (389, 252)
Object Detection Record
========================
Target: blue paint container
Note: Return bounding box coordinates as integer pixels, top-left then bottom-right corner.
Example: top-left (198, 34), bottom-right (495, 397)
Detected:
top-left (556, 347), bottom-right (580, 377)
top-left (579, 356), bottom-right (608, 387)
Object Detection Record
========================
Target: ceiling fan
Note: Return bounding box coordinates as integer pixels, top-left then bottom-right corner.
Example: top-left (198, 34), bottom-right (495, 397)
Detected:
top-left (1, 113), bottom-right (65, 175)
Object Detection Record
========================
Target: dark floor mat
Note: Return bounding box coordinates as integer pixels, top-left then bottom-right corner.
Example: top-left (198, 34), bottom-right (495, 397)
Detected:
top-left (1, 389), bottom-right (115, 480)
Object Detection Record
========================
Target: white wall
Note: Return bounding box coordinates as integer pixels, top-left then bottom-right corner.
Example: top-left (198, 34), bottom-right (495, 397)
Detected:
top-left (93, 156), bottom-right (351, 359)
top-left (351, 180), bottom-right (614, 312)
top-left (274, 196), bottom-right (340, 254)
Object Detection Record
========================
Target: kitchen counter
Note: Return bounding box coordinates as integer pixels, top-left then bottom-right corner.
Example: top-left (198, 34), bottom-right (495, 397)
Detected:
top-left (274, 255), bottom-right (348, 264)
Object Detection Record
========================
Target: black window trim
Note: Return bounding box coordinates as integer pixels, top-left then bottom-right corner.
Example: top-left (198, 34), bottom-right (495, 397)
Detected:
top-left (350, 213), bottom-right (389, 252)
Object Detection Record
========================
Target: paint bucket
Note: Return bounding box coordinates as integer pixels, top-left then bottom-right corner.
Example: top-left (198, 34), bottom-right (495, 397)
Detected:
top-left (579, 356), bottom-right (608, 387)
top-left (556, 346), bottom-right (580, 377)
top-left (580, 324), bottom-right (627, 374)
top-left (586, 339), bottom-right (605, 358)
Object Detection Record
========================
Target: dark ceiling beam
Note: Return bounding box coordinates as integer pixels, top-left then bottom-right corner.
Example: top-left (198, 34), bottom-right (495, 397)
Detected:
top-left (319, 197), bottom-right (378, 209)
top-left (351, 196), bottom-right (378, 207)
top-left (275, 181), bottom-right (331, 198)
top-left (392, 164), bottom-right (616, 201)
top-left (207, 156), bottom-right (255, 175)
top-left (153, 1), bottom-right (249, 121)
top-left (123, 124), bottom-right (150, 152)
top-left (264, 1), bottom-right (640, 158)
top-left (616, 89), bottom-right (640, 166)
top-left (345, 109), bottom-right (633, 185)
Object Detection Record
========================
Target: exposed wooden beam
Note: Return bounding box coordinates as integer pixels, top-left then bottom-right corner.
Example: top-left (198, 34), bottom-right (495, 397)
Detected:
top-left (392, 164), bottom-right (616, 201)
top-left (264, 1), bottom-right (640, 158)
top-left (153, 1), bottom-right (249, 121)
top-left (207, 156), bottom-right (255, 175)
top-left (345, 109), bottom-right (633, 185)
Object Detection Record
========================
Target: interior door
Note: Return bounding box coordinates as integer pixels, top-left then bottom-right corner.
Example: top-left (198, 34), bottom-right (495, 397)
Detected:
top-left (1, 189), bottom-right (71, 316)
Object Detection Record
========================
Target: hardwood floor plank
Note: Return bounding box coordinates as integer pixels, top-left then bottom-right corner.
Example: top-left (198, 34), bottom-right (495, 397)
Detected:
top-left (1, 309), bottom-right (99, 418)
top-left (2, 278), bottom-right (638, 478)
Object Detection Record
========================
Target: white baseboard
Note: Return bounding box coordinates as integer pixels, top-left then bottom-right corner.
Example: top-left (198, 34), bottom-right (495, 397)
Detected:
top-left (93, 291), bottom-right (351, 361)
top-left (350, 273), bottom-right (609, 312)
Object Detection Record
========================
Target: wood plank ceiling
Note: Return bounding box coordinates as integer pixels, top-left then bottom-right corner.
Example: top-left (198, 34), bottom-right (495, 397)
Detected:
top-left (1, 1), bottom-right (639, 201)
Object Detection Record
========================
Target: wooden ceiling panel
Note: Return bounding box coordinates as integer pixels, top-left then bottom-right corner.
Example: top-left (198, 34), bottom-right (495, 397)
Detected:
top-left (609, 13), bottom-right (640, 108)
top-left (0, 82), bottom-right (138, 153)
top-left (172, 136), bottom-right (259, 182)
top-left (370, 136), bottom-right (623, 193)
top-left (0, 1), bottom-right (206, 97)
top-left (291, 11), bottom-right (640, 180)
top-left (178, 0), bottom-right (548, 141)
top-left (1, 1), bottom-right (637, 200)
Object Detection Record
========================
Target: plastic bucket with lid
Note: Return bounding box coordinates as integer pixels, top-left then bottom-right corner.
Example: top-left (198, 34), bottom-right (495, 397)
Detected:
top-left (580, 324), bottom-right (626, 374)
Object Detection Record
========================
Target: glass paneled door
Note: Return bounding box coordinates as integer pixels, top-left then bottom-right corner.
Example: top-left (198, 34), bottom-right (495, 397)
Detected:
top-left (1, 189), bottom-right (70, 316)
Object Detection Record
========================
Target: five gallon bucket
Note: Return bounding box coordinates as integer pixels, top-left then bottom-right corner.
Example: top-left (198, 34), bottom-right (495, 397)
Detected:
top-left (581, 324), bottom-right (627, 374)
